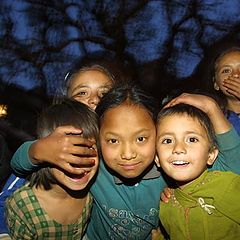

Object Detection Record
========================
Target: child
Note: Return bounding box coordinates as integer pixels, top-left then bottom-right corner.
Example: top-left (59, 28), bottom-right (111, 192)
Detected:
top-left (12, 56), bottom-right (123, 176)
top-left (0, 56), bottom-right (120, 235)
top-left (8, 85), bottom-right (240, 239)
top-left (5, 98), bottom-right (99, 239)
top-left (213, 47), bottom-right (240, 134)
top-left (155, 102), bottom-right (240, 239)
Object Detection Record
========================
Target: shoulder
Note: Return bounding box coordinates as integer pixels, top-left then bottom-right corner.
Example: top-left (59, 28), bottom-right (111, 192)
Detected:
top-left (6, 184), bottom-right (33, 209)
top-left (206, 171), bottom-right (240, 193)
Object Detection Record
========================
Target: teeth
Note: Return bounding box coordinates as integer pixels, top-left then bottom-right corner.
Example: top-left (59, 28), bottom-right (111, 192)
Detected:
top-left (68, 170), bottom-right (89, 179)
top-left (172, 160), bottom-right (189, 165)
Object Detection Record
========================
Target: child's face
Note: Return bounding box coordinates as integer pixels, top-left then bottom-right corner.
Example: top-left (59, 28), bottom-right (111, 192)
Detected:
top-left (68, 69), bottom-right (113, 110)
top-left (100, 103), bottom-right (156, 179)
top-left (51, 143), bottom-right (99, 191)
top-left (214, 51), bottom-right (240, 97)
top-left (156, 114), bottom-right (218, 188)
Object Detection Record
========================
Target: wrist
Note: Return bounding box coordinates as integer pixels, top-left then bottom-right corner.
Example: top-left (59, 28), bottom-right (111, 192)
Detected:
top-left (29, 140), bottom-right (43, 165)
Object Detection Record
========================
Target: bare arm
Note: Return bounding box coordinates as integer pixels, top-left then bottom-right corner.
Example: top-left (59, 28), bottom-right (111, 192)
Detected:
top-left (165, 93), bottom-right (231, 134)
top-left (12, 126), bottom-right (97, 175)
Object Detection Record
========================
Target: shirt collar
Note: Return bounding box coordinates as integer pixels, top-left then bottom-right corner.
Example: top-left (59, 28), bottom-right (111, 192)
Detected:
top-left (114, 164), bottom-right (161, 184)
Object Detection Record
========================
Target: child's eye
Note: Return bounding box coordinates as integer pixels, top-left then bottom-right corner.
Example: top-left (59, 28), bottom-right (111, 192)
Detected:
top-left (188, 137), bottom-right (198, 143)
top-left (162, 138), bottom-right (172, 144)
top-left (221, 68), bottom-right (231, 74)
top-left (99, 89), bottom-right (111, 98)
top-left (107, 139), bottom-right (118, 144)
top-left (72, 90), bottom-right (90, 99)
top-left (136, 136), bottom-right (146, 142)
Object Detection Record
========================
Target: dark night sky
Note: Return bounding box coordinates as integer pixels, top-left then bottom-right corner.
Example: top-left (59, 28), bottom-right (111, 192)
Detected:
top-left (1, 0), bottom-right (240, 92)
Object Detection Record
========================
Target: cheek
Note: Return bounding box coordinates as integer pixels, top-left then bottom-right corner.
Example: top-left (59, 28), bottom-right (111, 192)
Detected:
top-left (100, 143), bottom-right (117, 163)
top-left (76, 98), bottom-right (88, 106)
top-left (216, 74), bottom-right (228, 84)
top-left (141, 142), bottom-right (156, 159)
top-left (156, 144), bottom-right (168, 157)
top-left (51, 168), bottom-right (64, 181)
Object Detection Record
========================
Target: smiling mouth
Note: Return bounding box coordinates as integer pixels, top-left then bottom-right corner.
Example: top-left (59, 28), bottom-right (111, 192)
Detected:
top-left (172, 160), bottom-right (189, 166)
top-left (120, 162), bottom-right (141, 170)
top-left (67, 170), bottom-right (90, 181)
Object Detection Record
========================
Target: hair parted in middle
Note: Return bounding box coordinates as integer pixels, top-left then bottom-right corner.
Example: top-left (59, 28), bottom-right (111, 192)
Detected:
top-left (95, 81), bottom-right (160, 123)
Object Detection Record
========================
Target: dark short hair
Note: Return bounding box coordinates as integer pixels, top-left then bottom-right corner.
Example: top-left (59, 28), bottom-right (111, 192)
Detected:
top-left (157, 103), bottom-right (217, 150)
top-left (29, 98), bottom-right (99, 190)
top-left (96, 82), bottom-right (160, 123)
top-left (214, 47), bottom-right (240, 72)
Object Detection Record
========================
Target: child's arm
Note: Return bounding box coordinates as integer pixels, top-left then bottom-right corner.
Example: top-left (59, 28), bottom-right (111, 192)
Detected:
top-left (166, 93), bottom-right (240, 174)
top-left (165, 93), bottom-right (231, 134)
top-left (11, 125), bottom-right (97, 175)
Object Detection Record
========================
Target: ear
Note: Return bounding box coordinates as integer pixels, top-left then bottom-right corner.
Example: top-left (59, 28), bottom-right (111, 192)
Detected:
top-left (213, 79), bottom-right (220, 91)
top-left (154, 155), bottom-right (161, 168)
top-left (207, 147), bottom-right (219, 166)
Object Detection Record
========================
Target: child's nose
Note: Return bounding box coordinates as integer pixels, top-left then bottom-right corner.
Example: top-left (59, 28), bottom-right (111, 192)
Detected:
top-left (172, 141), bottom-right (186, 154)
top-left (232, 69), bottom-right (240, 78)
top-left (88, 94), bottom-right (100, 110)
top-left (121, 143), bottom-right (137, 160)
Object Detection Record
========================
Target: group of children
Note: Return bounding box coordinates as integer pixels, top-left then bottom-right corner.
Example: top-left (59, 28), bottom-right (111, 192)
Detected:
top-left (0, 47), bottom-right (240, 240)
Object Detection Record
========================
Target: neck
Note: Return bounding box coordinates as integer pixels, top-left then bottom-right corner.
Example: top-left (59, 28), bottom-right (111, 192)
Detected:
top-left (34, 183), bottom-right (88, 200)
top-left (227, 97), bottom-right (240, 114)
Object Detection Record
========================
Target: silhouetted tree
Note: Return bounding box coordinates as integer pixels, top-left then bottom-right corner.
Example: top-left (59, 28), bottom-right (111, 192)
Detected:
top-left (1, 0), bottom-right (240, 98)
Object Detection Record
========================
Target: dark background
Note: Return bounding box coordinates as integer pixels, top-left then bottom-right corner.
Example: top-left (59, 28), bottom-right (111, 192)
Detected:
top-left (1, 0), bottom-right (240, 153)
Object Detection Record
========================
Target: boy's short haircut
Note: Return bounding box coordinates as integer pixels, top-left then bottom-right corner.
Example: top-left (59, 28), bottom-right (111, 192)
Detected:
top-left (157, 103), bottom-right (217, 150)
top-left (28, 98), bottom-right (99, 190)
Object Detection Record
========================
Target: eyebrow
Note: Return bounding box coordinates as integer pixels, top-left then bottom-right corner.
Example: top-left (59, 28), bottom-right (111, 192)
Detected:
top-left (157, 130), bottom-right (205, 137)
top-left (104, 128), bottom-right (154, 136)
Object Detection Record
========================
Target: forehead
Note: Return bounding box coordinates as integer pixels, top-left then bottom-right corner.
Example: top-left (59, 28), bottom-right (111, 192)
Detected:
top-left (217, 51), bottom-right (240, 66)
top-left (157, 113), bottom-right (205, 132)
top-left (100, 103), bottom-right (155, 129)
top-left (70, 69), bottom-right (113, 88)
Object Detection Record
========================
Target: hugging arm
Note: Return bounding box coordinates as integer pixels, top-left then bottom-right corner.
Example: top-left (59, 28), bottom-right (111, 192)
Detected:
top-left (11, 126), bottom-right (97, 175)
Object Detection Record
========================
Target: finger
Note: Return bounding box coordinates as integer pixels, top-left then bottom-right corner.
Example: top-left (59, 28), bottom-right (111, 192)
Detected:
top-left (56, 125), bottom-right (83, 135)
top-left (71, 146), bottom-right (97, 157)
top-left (70, 135), bottom-right (96, 147)
top-left (59, 158), bottom-right (96, 174)
top-left (226, 88), bottom-right (240, 98)
top-left (224, 81), bottom-right (240, 90)
top-left (59, 152), bottom-right (97, 165)
top-left (160, 192), bottom-right (169, 203)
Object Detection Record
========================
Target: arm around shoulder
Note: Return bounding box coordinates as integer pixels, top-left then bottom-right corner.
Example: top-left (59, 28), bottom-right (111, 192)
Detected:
top-left (11, 141), bottom-right (39, 176)
top-left (213, 127), bottom-right (240, 174)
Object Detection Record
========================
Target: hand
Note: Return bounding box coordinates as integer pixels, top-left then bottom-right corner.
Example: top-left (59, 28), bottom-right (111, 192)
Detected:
top-left (165, 93), bottom-right (231, 134)
top-left (223, 77), bottom-right (240, 100)
top-left (160, 187), bottom-right (172, 203)
top-left (29, 126), bottom-right (97, 174)
top-left (165, 93), bottom-right (218, 115)
top-left (151, 227), bottom-right (162, 240)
